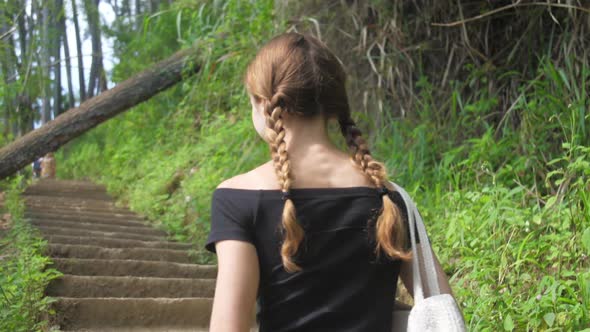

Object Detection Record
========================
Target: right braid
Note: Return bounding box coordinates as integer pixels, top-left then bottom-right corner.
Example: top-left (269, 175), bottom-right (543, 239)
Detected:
top-left (338, 115), bottom-right (412, 262)
top-left (264, 92), bottom-right (305, 273)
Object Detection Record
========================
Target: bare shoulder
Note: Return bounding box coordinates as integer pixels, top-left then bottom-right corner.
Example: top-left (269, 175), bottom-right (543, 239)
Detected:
top-left (216, 173), bottom-right (252, 189)
top-left (216, 161), bottom-right (278, 190)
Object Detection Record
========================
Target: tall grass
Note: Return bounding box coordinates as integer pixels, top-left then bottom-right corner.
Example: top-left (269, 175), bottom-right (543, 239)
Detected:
top-left (368, 56), bottom-right (590, 330)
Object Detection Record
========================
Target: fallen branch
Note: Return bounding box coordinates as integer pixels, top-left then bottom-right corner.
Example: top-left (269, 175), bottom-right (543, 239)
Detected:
top-left (0, 46), bottom-right (201, 179)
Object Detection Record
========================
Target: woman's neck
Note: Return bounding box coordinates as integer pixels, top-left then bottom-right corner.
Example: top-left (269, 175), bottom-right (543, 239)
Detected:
top-left (282, 112), bottom-right (339, 160)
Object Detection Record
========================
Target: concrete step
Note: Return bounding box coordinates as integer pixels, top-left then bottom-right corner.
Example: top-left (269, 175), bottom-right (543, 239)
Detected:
top-left (49, 297), bottom-right (213, 330)
top-left (26, 212), bottom-right (153, 229)
top-left (24, 196), bottom-right (135, 209)
top-left (45, 275), bottom-right (215, 298)
top-left (29, 216), bottom-right (154, 232)
top-left (23, 195), bottom-right (130, 211)
top-left (46, 258), bottom-right (217, 278)
top-left (26, 199), bottom-right (142, 217)
top-left (25, 205), bottom-right (146, 221)
top-left (24, 178), bottom-right (107, 189)
top-left (25, 215), bottom-right (156, 230)
top-left (30, 218), bottom-right (166, 236)
top-left (25, 204), bottom-right (145, 221)
top-left (36, 225), bottom-right (168, 242)
top-left (45, 243), bottom-right (198, 264)
top-left (41, 234), bottom-right (193, 250)
top-left (25, 210), bottom-right (148, 225)
top-left (22, 182), bottom-right (111, 195)
top-left (23, 190), bottom-right (113, 201)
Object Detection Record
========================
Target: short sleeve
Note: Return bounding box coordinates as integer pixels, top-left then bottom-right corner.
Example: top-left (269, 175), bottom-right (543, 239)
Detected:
top-left (204, 189), bottom-right (256, 254)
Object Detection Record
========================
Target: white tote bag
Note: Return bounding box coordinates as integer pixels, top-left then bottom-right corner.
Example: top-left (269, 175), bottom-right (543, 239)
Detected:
top-left (389, 181), bottom-right (467, 332)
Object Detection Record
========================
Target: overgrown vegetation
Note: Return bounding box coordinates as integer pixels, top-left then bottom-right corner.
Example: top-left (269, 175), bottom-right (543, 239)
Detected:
top-left (0, 175), bottom-right (63, 332)
top-left (3, 0), bottom-right (588, 330)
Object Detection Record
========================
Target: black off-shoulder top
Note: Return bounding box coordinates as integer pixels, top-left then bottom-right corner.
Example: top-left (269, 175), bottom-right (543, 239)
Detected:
top-left (205, 186), bottom-right (412, 332)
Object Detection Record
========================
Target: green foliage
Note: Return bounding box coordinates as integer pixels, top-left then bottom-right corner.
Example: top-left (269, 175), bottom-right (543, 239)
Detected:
top-left (425, 180), bottom-right (589, 330)
top-left (0, 175), bottom-right (63, 332)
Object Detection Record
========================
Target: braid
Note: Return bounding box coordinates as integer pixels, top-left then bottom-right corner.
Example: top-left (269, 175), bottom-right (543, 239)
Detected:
top-left (264, 92), bottom-right (305, 273)
top-left (338, 115), bottom-right (412, 261)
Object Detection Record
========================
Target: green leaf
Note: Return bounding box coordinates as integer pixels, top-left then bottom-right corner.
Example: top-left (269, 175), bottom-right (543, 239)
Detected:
top-left (582, 228), bottom-right (590, 254)
top-left (503, 314), bottom-right (515, 331)
top-left (543, 312), bottom-right (556, 327)
top-left (544, 196), bottom-right (558, 209)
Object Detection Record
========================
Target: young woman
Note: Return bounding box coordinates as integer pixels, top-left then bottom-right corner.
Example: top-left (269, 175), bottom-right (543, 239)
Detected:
top-left (204, 32), bottom-right (456, 332)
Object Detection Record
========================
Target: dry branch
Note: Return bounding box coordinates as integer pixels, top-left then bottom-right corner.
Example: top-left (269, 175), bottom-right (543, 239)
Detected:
top-left (431, 2), bottom-right (590, 27)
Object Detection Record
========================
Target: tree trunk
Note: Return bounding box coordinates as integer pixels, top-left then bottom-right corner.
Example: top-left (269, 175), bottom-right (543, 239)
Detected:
top-left (41, 1), bottom-right (51, 124)
top-left (0, 2), bottom-right (19, 139)
top-left (134, 0), bottom-right (141, 29)
top-left (8, 35), bottom-right (19, 137)
top-left (16, 0), bottom-right (26, 70)
top-left (84, 0), bottom-right (105, 98)
top-left (18, 95), bottom-right (35, 136)
top-left (53, 0), bottom-right (63, 117)
top-left (98, 63), bottom-right (108, 92)
top-left (16, 0), bottom-right (34, 136)
top-left (0, 5), bottom-right (11, 141)
top-left (71, 0), bottom-right (86, 101)
top-left (28, 0), bottom-right (40, 132)
top-left (0, 46), bottom-right (201, 179)
top-left (112, 0), bottom-right (118, 16)
top-left (61, 1), bottom-right (75, 108)
top-left (121, 0), bottom-right (130, 17)
top-left (149, 0), bottom-right (159, 13)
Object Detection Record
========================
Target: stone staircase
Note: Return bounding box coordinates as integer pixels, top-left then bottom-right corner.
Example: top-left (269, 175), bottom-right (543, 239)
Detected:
top-left (22, 178), bottom-right (255, 332)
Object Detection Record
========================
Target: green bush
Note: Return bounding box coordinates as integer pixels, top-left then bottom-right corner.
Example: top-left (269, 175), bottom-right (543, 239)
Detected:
top-left (0, 175), bottom-right (63, 332)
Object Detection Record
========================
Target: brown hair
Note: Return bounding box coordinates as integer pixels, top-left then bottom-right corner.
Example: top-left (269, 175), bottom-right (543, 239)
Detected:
top-left (244, 32), bottom-right (412, 272)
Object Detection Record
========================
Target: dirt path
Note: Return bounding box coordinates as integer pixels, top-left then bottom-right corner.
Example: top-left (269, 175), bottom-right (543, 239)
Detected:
top-left (23, 178), bottom-right (257, 332)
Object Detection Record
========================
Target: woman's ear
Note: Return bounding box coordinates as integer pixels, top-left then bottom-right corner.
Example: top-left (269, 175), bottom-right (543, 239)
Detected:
top-left (250, 94), bottom-right (269, 142)
top-left (249, 94), bottom-right (265, 115)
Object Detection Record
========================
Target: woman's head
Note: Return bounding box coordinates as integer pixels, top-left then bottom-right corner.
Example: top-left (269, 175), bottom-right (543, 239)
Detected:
top-left (244, 32), bottom-right (348, 127)
top-left (243, 32), bottom-right (411, 272)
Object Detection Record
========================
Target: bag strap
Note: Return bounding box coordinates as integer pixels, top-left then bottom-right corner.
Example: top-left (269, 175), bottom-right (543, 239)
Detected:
top-left (389, 181), bottom-right (440, 303)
